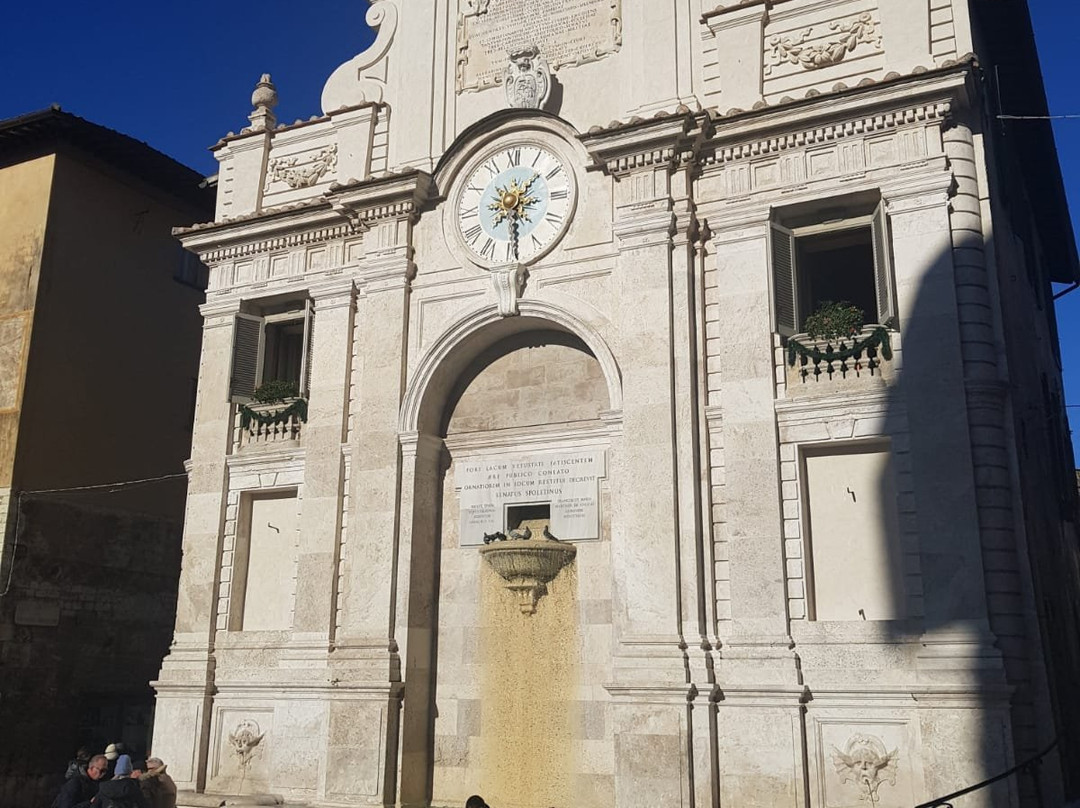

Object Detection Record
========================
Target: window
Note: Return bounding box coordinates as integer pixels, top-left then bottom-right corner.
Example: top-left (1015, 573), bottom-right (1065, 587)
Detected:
top-left (771, 197), bottom-right (896, 336)
top-left (229, 299), bottom-right (313, 402)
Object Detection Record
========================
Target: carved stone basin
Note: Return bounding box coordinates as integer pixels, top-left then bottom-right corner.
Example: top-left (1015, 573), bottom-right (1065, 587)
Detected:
top-left (479, 538), bottom-right (576, 614)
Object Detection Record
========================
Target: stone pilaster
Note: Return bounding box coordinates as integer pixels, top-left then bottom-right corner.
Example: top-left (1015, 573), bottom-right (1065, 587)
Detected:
top-left (944, 119), bottom-right (1038, 768)
top-left (151, 301), bottom-right (238, 792)
top-left (323, 173), bottom-right (430, 807)
top-left (289, 280), bottom-right (355, 655)
top-left (707, 210), bottom-right (807, 808)
top-left (583, 113), bottom-right (710, 808)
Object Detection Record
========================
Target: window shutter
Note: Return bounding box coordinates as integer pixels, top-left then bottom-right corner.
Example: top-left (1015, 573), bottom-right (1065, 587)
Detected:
top-left (770, 222), bottom-right (797, 336)
top-left (229, 314), bottom-right (263, 401)
top-left (871, 202), bottom-right (897, 327)
top-left (300, 300), bottom-right (314, 398)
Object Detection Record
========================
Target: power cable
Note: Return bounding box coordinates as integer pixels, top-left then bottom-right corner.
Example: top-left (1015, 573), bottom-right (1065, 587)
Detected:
top-left (0, 471), bottom-right (188, 598)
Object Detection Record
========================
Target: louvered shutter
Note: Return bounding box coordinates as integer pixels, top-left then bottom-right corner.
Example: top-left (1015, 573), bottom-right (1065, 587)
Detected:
top-left (300, 299), bottom-right (314, 398)
top-left (229, 314), bottom-right (263, 401)
top-left (771, 222), bottom-right (797, 336)
top-left (871, 202), bottom-right (897, 327)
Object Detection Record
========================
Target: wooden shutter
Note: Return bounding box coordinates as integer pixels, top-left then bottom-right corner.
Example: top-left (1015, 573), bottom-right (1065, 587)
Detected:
top-left (771, 222), bottom-right (798, 336)
top-left (300, 300), bottom-right (314, 398)
top-left (229, 314), bottom-right (263, 401)
top-left (871, 202), bottom-right (897, 327)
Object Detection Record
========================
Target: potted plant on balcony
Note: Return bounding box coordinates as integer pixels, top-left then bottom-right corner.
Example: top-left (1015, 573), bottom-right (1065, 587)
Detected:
top-left (238, 379), bottom-right (308, 430)
top-left (787, 300), bottom-right (892, 380)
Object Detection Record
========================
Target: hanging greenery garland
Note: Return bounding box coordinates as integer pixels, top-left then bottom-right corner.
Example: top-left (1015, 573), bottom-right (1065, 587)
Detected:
top-left (787, 327), bottom-right (893, 375)
top-left (238, 397), bottom-right (308, 430)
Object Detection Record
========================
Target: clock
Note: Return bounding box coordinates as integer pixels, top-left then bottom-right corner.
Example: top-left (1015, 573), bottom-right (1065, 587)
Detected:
top-left (456, 144), bottom-right (574, 265)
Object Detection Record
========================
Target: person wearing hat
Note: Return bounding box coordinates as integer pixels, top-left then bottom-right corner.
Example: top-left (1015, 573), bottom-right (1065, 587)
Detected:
top-left (104, 743), bottom-right (126, 780)
top-left (138, 757), bottom-right (178, 808)
top-left (95, 755), bottom-right (148, 808)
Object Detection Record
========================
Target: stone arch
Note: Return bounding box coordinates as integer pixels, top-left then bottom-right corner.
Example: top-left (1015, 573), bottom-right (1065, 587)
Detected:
top-left (399, 300), bottom-right (622, 437)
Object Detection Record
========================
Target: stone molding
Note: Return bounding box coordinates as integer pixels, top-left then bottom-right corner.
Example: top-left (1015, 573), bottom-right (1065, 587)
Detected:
top-left (582, 112), bottom-right (706, 177)
top-left (442, 420), bottom-right (617, 454)
top-left (398, 299), bottom-right (623, 433)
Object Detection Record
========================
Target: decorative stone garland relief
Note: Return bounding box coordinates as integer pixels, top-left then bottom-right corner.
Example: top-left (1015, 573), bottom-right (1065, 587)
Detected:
top-left (765, 12), bottom-right (882, 75)
top-left (265, 144), bottom-right (339, 191)
top-left (456, 0), bottom-right (622, 93)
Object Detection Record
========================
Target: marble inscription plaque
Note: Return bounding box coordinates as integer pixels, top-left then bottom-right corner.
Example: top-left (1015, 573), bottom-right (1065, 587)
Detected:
top-left (456, 450), bottom-right (605, 546)
top-left (456, 0), bottom-right (623, 93)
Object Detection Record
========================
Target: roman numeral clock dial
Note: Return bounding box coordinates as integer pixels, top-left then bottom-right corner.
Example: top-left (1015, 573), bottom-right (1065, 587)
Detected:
top-left (456, 145), bottom-right (573, 266)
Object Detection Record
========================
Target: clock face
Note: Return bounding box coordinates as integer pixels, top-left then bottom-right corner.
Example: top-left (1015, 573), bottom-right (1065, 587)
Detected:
top-left (456, 144), bottom-right (573, 265)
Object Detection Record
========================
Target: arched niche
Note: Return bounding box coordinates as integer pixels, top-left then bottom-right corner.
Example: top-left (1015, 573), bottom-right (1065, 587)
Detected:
top-left (396, 305), bottom-right (620, 808)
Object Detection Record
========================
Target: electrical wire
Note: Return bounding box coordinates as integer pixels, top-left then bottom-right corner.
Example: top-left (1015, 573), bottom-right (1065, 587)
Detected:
top-left (998, 114), bottom-right (1080, 121)
top-left (0, 471), bottom-right (188, 598)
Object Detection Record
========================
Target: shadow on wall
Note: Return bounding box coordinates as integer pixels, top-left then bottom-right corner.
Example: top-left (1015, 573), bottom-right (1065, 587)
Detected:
top-left (783, 125), bottom-right (1080, 806)
top-left (0, 492), bottom-right (184, 808)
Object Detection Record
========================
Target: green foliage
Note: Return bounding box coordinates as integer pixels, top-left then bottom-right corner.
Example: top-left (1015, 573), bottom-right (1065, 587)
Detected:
top-left (787, 326), bottom-right (893, 369)
top-left (252, 379), bottom-right (300, 403)
top-left (803, 300), bottom-right (865, 341)
top-left (238, 397), bottom-right (308, 430)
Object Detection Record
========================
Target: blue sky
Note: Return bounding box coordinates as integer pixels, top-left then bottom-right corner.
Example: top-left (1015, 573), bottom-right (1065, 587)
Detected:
top-left (3, 1), bottom-right (1079, 452)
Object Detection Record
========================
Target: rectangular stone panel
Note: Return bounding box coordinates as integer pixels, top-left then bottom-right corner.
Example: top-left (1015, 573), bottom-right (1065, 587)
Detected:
top-left (456, 0), bottom-right (622, 92)
top-left (456, 449), bottom-right (605, 545)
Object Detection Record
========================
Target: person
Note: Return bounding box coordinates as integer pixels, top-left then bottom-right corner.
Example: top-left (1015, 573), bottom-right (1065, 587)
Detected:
top-left (64, 747), bottom-right (91, 780)
top-left (112, 754), bottom-right (134, 780)
top-left (104, 743), bottom-right (126, 780)
top-left (95, 755), bottom-right (149, 808)
top-left (465, 796), bottom-right (489, 808)
top-left (53, 754), bottom-right (108, 808)
top-left (139, 757), bottom-right (177, 808)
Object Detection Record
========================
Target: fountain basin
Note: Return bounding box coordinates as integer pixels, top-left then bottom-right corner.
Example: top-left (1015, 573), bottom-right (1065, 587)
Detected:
top-left (479, 538), bottom-right (576, 614)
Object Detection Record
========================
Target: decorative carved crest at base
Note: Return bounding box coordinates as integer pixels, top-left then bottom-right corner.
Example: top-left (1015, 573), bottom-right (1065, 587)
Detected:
top-left (490, 263), bottom-right (527, 317)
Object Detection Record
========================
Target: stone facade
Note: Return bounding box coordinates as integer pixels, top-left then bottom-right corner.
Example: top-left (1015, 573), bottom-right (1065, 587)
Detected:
top-left (158, 2), bottom-right (1080, 806)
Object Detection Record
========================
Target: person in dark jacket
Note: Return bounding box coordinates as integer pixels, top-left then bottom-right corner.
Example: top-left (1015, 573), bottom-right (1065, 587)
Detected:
top-left (95, 757), bottom-right (149, 808)
top-left (53, 754), bottom-right (108, 808)
top-left (64, 747), bottom-right (91, 781)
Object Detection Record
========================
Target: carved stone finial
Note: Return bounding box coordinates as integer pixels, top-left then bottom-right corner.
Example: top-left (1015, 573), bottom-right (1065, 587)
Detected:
top-left (503, 45), bottom-right (551, 110)
top-left (249, 74), bottom-right (278, 132)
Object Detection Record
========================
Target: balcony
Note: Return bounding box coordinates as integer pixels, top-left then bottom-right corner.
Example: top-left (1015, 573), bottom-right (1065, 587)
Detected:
top-left (782, 325), bottom-right (897, 396)
top-left (234, 399), bottom-right (306, 450)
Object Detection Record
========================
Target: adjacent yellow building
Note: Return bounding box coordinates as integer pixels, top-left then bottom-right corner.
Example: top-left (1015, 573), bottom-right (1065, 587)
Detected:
top-left (0, 107), bottom-right (214, 808)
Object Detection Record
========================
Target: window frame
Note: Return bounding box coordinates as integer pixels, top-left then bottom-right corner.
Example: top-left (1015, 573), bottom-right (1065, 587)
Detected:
top-left (770, 200), bottom-right (897, 337)
top-left (228, 298), bottom-right (313, 403)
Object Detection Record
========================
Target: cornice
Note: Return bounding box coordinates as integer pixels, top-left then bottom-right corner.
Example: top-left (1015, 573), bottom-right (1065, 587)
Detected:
top-left (326, 169), bottom-right (435, 229)
top-left (700, 70), bottom-right (968, 169)
top-left (580, 109), bottom-right (707, 176)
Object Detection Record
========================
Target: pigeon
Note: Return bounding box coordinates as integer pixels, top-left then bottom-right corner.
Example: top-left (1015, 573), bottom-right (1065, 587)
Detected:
top-left (509, 525), bottom-right (532, 540)
top-left (542, 525), bottom-right (560, 542)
